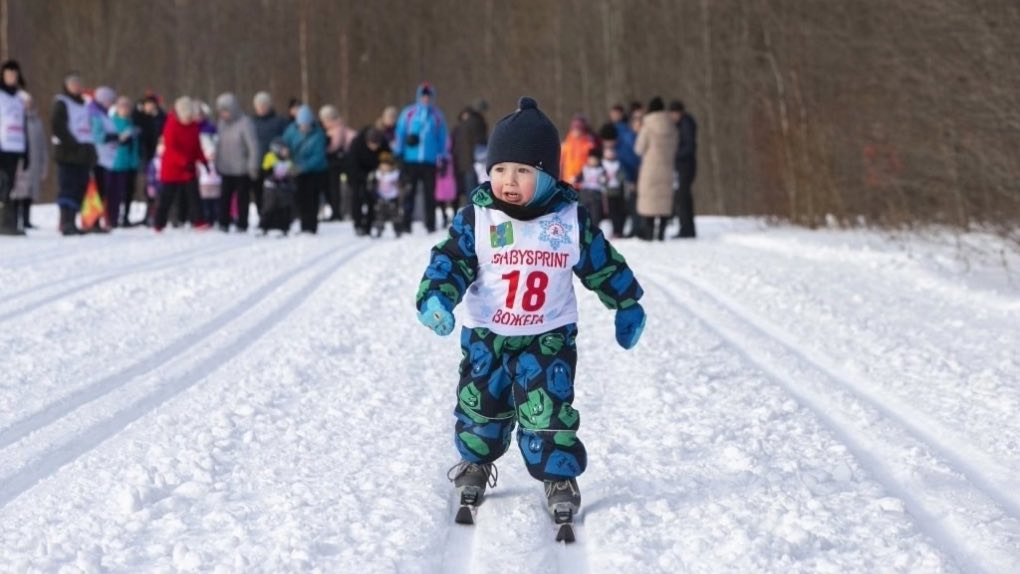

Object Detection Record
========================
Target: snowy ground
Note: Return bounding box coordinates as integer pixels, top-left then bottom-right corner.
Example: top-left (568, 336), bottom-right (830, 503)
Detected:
top-left (1, 205), bottom-right (1018, 574)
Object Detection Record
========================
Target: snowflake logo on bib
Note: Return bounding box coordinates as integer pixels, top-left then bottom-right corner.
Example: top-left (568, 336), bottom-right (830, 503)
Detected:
top-left (538, 216), bottom-right (572, 251)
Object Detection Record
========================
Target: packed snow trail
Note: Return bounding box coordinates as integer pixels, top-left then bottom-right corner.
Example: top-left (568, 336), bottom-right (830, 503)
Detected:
top-left (0, 242), bottom-right (373, 509)
top-left (641, 271), bottom-right (1020, 573)
top-left (1, 208), bottom-right (1017, 573)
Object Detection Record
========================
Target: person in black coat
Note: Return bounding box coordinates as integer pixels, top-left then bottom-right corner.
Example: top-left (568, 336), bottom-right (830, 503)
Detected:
top-left (669, 100), bottom-right (697, 238)
top-left (52, 71), bottom-right (98, 235)
top-left (345, 127), bottom-right (390, 235)
top-left (451, 100), bottom-right (487, 206)
top-left (131, 93), bottom-right (166, 226)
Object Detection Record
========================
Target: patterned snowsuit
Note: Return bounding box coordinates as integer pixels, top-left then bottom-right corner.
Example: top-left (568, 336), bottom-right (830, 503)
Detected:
top-left (416, 182), bottom-right (643, 481)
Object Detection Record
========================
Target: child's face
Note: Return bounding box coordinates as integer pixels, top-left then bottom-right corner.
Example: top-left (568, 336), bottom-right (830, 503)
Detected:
top-left (586, 155), bottom-right (600, 167)
top-left (604, 148), bottom-right (617, 161)
top-left (379, 162), bottom-right (393, 173)
top-left (490, 162), bottom-right (537, 205)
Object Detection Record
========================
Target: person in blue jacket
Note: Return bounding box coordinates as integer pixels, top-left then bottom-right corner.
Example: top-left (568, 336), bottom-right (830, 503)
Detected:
top-left (282, 105), bottom-right (327, 234)
top-left (394, 82), bottom-right (448, 234)
top-left (415, 97), bottom-right (646, 523)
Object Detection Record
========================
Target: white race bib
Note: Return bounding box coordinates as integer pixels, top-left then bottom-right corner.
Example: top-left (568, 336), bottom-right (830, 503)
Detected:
top-left (0, 91), bottom-right (26, 153)
top-left (463, 204), bottom-right (581, 335)
top-left (56, 95), bottom-right (94, 144)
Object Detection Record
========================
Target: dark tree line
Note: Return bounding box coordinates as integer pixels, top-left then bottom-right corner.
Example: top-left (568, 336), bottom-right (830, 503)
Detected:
top-left (2, 0), bottom-right (1018, 232)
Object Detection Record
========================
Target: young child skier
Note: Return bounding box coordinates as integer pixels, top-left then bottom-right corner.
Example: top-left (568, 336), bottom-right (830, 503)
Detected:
top-left (415, 97), bottom-right (646, 541)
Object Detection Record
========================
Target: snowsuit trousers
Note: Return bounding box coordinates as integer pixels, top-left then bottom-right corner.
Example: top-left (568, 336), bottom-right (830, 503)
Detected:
top-left (454, 324), bottom-right (587, 482)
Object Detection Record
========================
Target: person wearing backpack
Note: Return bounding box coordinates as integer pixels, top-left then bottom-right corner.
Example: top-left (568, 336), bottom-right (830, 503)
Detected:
top-left (393, 82), bottom-right (448, 234)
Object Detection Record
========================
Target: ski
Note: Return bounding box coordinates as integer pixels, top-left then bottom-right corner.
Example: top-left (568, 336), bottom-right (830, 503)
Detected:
top-left (551, 503), bottom-right (576, 544)
top-left (454, 486), bottom-right (482, 525)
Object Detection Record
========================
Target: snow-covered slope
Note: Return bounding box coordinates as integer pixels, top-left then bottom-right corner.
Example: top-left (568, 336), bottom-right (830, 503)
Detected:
top-left (1, 207), bottom-right (1017, 573)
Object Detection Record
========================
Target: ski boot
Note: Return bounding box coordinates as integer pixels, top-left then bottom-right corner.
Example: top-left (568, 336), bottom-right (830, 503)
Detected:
top-left (545, 478), bottom-right (581, 543)
top-left (447, 461), bottom-right (498, 525)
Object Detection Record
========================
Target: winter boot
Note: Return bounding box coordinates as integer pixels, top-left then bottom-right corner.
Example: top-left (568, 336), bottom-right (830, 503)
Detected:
top-left (60, 207), bottom-right (81, 236)
top-left (545, 478), bottom-right (581, 522)
top-left (448, 461), bottom-right (498, 524)
top-left (21, 199), bottom-right (35, 229)
top-left (448, 461), bottom-right (498, 504)
top-left (0, 204), bottom-right (24, 235)
top-left (0, 173), bottom-right (25, 235)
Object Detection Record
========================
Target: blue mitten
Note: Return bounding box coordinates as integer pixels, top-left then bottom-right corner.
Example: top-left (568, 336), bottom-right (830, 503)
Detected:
top-left (614, 303), bottom-right (646, 350)
top-left (418, 294), bottom-right (455, 336)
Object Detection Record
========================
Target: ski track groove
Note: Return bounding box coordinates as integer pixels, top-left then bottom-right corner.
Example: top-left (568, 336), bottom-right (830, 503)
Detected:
top-left (0, 240), bottom-right (249, 323)
top-left (0, 241), bottom-right (374, 510)
top-left (643, 270), bottom-right (1019, 574)
top-left (554, 511), bottom-right (589, 574)
top-left (0, 240), bottom-right (345, 450)
top-left (647, 264), bottom-right (1020, 519)
top-left (439, 493), bottom-right (476, 574)
top-left (3, 245), bottom-right (70, 268)
top-left (3, 239), bottom-right (224, 301)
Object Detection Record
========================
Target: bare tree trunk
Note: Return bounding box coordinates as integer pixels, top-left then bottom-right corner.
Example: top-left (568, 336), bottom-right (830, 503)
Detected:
top-left (484, 0), bottom-right (493, 65)
top-left (340, 21), bottom-right (349, 118)
top-left (554, 3), bottom-right (562, 121)
top-left (758, 0), bottom-right (798, 219)
top-left (601, 0), bottom-right (612, 110)
top-left (574, 0), bottom-right (589, 113)
top-left (790, 70), bottom-right (817, 225)
top-left (699, 0), bottom-right (723, 214)
top-left (1, 0), bottom-right (8, 62)
top-left (299, 0), bottom-right (309, 103)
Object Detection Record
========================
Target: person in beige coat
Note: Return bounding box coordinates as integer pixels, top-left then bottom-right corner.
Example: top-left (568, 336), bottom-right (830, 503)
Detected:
top-left (634, 97), bottom-right (677, 241)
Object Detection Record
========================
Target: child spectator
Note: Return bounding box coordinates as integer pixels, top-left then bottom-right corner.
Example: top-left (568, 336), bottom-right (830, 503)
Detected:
top-left (372, 152), bottom-right (402, 238)
top-left (198, 126), bottom-right (221, 226)
top-left (601, 145), bottom-right (626, 238)
top-left (575, 149), bottom-right (606, 225)
top-left (145, 138), bottom-right (163, 227)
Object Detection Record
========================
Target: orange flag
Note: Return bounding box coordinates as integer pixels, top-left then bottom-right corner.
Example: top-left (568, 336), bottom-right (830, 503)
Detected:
top-left (80, 177), bottom-right (105, 229)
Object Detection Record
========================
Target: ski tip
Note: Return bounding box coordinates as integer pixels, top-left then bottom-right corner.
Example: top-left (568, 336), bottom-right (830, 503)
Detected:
top-left (555, 524), bottom-right (576, 544)
top-left (455, 505), bottom-right (475, 525)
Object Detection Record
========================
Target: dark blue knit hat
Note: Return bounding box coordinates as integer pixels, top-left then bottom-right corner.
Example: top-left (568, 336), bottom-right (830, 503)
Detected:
top-left (486, 97), bottom-right (560, 180)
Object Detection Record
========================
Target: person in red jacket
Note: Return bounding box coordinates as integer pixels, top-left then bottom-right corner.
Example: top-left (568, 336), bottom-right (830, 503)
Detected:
top-left (155, 96), bottom-right (207, 231)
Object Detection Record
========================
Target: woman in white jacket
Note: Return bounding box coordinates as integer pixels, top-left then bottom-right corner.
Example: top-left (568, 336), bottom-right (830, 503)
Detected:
top-left (10, 91), bottom-right (47, 230)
